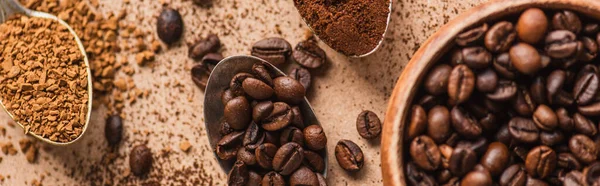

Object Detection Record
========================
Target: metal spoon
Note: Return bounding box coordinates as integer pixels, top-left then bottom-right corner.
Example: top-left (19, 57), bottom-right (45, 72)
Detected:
top-left (0, 0), bottom-right (93, 146)
top-left (204, 55), bottom-right (327, 176)
top-left (294, 0), bottom-right (393, 58)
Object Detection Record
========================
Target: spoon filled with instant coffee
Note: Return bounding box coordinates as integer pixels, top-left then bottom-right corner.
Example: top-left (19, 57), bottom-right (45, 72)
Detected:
top-left (0, 0), bottom-right (92, 145)
top-left (204, 55), bottom-right (328, 185)
top-left (293, 0), bottom-right (393, 57)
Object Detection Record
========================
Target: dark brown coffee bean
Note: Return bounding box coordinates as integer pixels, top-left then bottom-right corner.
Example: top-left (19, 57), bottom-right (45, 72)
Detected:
top-left (479, 113), bottom-right (497, 133)
top-left (439, 144), bottom-right (454, 169)
top-left (461, 170), bottom-right (493, 186)
top-left (485, 21), bottom-right (517, 53)
top-left (558, 153), bottom-right (582, 170)
top-left (564, 170), bottom-right (585, 186)
top-left (244, 122), bottom-right (265, 150)
top-left (304, 125), bottom-right (327, 151)
top-left (216, 131), bottom-right (244, 160)
top-left (540, 130), bottom-right (565, 146)
top-left (262, 102), bottom-right (293, 131)
top-left (580, 37), bottom-right (598, 62)
top-left (517, 8), bottom-right (549, 44)
top-left (584, 162), bottom-right (600, 185)
top-left (527, 177), bottom-right (549, 186)
top-left (556, 108), bottom-right (575, 132)
top-left (356, 110), bottom-right (382, 139)
top-left (289, 166), bottom-right (319, 186)
top-left (547, 70), bottom-right (567, 98)
top-left (242, 77), bottom-right (274, 100)
top-left (476, 68), bottom-right (498, 93)
top-left (291, 106), bottom-right (305, 129)
top-left (262, 171), bottom-right (285, 186)
top-left (219, 118), bottom-right (234, 136)
top-left (533, 105), bottom-right (558, 131)
top-left (228, 160), bottom-right (249, 186)
top-left (456, 23), bottom-right (488, 46)
top-left (513, 146), bottom-right (531, 162)
top-left (481, 142), bottom-right (510, 176)
top-left (531, 76), bottom-right (547, 104)
top-left (436, 169), bottom-right (453, 184)
top-left (281, 127), bottom-right (304, 146)
top-left (237, 148), bottom-right (257, 166)
top-left (105, 114), bottom-right (123, 147)
top-left (293, 40), bottom-right (326, 69)
top-left (461, 47), bottom-right (493, 69)
top-left (255, 143), bottom-right (277, 170)
top-left (510, 43), bottom-right (542, 75)
top-left (585, 23), bottom-right (600, 35)
top-left (513, 87), bottom-right (536, 116)
top-left (189, 34), bottom-right (221, 60)
top-left (230, 73), bottom-right (254, 96)
top-left (494, 53), bottom-right (518, 79)
top-left (569, 134), bottom-right (598, 164)
top-left (410, 135), bottom-right (441, 171)
top-left (545, 30), bottom-right (580, 59)
top-left (573, 113), bottom-right (598, 136)
top-left (221, 89), bottom-right (235, 106)
top-left (487, 80), bottom-right (517, 101)
top-left (426, 106), bottom-right (451, 143)
top-left (525, 145), bottom-right (557, 179)
top-left (448, 147), bottom-right (477, 176)
top-left (578, 102), bottom-right (600, 116)
top-left (303, 150), bottom-right (325, 173)
top-left (289, 67), bottom-right (311, 91)
top-left (496, 124), bottom-right (513, 145)
top-left (456, 137), bottom-right (489, 156)
top-left (200, 53), bottom-right (223, 68)
top-left (406, 105), bottom-right (427, 141)
top-left (335, 139), bottom-right (364, 172)
top-left (509, 117), bottom-right (539, 143)
top-left (451, 106), bottom-right (482, 139)
top-left (448, 65), bottom-right (475, 104)
top-left (251, 38), bottom-right (292, 66)
top-left (156, 8), bottom-right (183, 44)
top-left (273, 76), bottom-right (305, 104)
top-left (191, 62), bottom-right (211, 90)
top-left (406, 162), bottom-right (437, 186)
top-left (552, 10), bottom-right (582, 34)
top-left (317, 173), bottom-right (327, 186)
top-left (253, 101), bottom-right (273, 123)
top-left (273, 142), bottom-right (304, 175)
top-left (574, 72), bottom-right (599, 105)
top-left (500, 164), bottom-right (527, 186)
top-left (224, 96), bottom-right (252, 130)
top-left (130, 145), bottom-right (153, 177)
top-left (247, 171), bottom-right (262, 186)
top-left (424, 64), bottom-right (452, 95)
top-left (251, 63), bottom-right (273, 86)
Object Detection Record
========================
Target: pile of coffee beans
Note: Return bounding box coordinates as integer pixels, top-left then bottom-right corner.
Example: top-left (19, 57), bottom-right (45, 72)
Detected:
top-left (405, 8), bottom-right (600, 185)
top-left (189, 34), bottom-right (224, 90)
top-left (217, 63), bottom-right (327, 186)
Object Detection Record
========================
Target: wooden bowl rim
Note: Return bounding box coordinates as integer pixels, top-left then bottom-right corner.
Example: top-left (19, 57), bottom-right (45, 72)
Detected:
top-left (381, 0), bottom-right (600, 185)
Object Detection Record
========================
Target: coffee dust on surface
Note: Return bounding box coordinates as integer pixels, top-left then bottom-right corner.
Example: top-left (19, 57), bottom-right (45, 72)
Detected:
top-left (294, 0), bottom-right (390, 56)
top-left (0, 16), bottom-right (89, 143)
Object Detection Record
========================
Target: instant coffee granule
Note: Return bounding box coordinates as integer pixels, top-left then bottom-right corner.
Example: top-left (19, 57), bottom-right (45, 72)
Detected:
top-left (294, 0), bottom-right (389, 56)
top-left (0, 16), bottom-right (88, 143)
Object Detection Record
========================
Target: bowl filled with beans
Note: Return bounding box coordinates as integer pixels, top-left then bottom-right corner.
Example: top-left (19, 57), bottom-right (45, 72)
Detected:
top-left (381, 0), bottom-right (600, 185)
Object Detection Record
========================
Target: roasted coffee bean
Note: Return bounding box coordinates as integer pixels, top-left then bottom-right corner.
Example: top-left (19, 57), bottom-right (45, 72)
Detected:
top-left (255, 143), bottom-right (278, 169)
top-left (552, 10), bottom-right (582, 34)
top-left (293, 40), bottom-right (326, 69)
top-left (509, 117), bottom-right (539, 143)
top-left (200, 53), bottom-right (224, 67)
top-left (476, 68), bottom-right (498, 92)
top-left (289, 67), bottom-right (311, 91)
top-left (303, 150), bottom-right (325, 173)
top-left (448, 65), bottom-right (475, 104)
top-left (251, 38), bottom-right (292, 66)
top-left (461, 170), bottom-right (493, 186)
top-left (262, 171), bottom-right (285, 186)
top-left (531, 76), bottom-right (547, 104)
top-left (527, 177), bottom-right (549, 186)
top-left (189, 34), bottom-right (221, 60)
top-left (456, 137), bottom-right (489, 156)
top-left (252, 63), bottom-right (274, 86)
top-left (456, 23), bottom-right (488, 46)
top-left (335, 139), bottom-right (364, 172)
top-left (513, 87), bottom-right (536, 116)
top-left (545, 30), bottom-right (580, 59)
top-left (253, 101), bottom-right (274, 123)
top-left (280, 127), bottom-right (304, 146)
top-left (573, 113), bottom-right (598, 136)
top-left (573, 72), bottom-right (599, 105)
top-left (427, 106), bottom-right (451, 143)
top-left (459, 47), bottom-right (493, 69)
top-left (448, 147), bottom-right (477, 176)
top-left (481, 142), bottom-right (510, 176)
top-left (264, 131), bottom-right (280, 146)
top-left (494, 53), bottom-right (518, 79)
top-left (230, 73), bottom-right (254, 96)
top-left (517, 8), bottom-right (549, 44)
top-left (525, 145), bottom-right (556, 179)
top-left (273, 76), bottom-right (305, 104)
top-left (316, 173), bottom-right (327, 186)
top-left (303, 125), bottom-right (327, 151)
top-left (237, 148), bottom-right (257, 166)
top-left (439, 144), bottom-right (454, 169)
top-left (289, 166), bottom-right (319, 186)
top-left (130, 145), bottom-right (153, 177)
top-left (410, 135), bottom-right (441, 171)
top-left (514, 146), bottom-right (531, 162)
top-left (406, 105), bottom-right (428, 141)
top-left (262, 102), bottom-right (293, 131)
top-left (580, 37), bottom-right (598, 62)
top-left (425, 64), bottom-right (452, 95)
top-left (224, 96), bottom-right (252, 130)
top-left (556, 107), bottom-right (575, 132)
top-left (578, 102), bottom-right (600, 116)
top-left (485, 21), bottom-right (517, 53)
top-left (242, 77), bottom-right (274, 100)
top-left (565, 170), bottom-right (585, 186)
top-left (479, 112), bottom-right (497, 133)
top-left (273, 142), bottom-right (304, 175)
top-left (583, 162), bottom-right (600, 185)
top-left (228, 160), bottom-right (249, 186)
top-left (105, 114), bottom-right (123, 146)
top-left (500, 164), bottom-right (527, 186)
top-left (585, 23), bottom-right (600, 35)
top-left (509, 43), bottom-right (542, 75)
top-left (291, 106), bottom-right (305, 129)
top-left (533, 105), bottom-right (558, 131)
top-left (219, 118), bottom-right (234, 136)
top-left (436, 169), bottom-right (453, 184)
top-left (558, 153), bottom-right (582, 170)
top-left (418, 95), bottom-right (443, 110)
top-left (221, 89), bottom-right (235, 106)
top-left (247, 171), bottom-right (262, 186)
top-left (191, 62), bottom-right (211, 90)
top-left (496, 124), bottom-right (513, 145)
top-left (487, 80), bottom-right (517, 101)
top-left (540, 130), bottom-right (565, 146)
top-left (547, 70), bottom-right (567, 98)
top-left (451, 106), bottom-right (482, 139)
top-left (216, 131), bottom-right (244, 160)
top-left (356, 110), bottom-right (382, 139)
top-left (156, 8), bottom-right (183, 44)
top-left (244, 122), bottom-right (265, 150)
top-left (569, 134), bottom-right (598, 164)
top-left (406, 162), bottom-right (437, 186)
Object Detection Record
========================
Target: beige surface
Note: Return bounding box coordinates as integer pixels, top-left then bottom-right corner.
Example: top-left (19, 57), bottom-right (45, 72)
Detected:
top-left (0, 0), bottom-right (486, 185)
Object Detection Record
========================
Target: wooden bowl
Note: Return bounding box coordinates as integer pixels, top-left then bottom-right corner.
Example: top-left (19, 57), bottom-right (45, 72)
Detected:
top-left (381, 0), bottom-right (600, 185)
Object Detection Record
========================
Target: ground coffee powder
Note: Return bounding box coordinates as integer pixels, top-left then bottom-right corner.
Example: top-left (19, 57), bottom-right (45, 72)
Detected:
top-left (294, 0), bottom-right (389, 56)
top-left (0, 16), bottom-right (89, 143)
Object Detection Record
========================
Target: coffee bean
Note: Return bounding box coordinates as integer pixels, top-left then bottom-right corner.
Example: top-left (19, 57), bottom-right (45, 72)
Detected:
top-left (304, 125), bottom-right (327, 151)
top-left (253, 101), bottom-right (273, 123)
top-left (243, 122), bottom-right (265, 150)
top-left (496, 124), bottom-right (513, 145)
top-left (500, 164), bottom-right (527, 186)
top-left (200, 53), bottom-right (224, 67)
top-left (450, 106), bottom-right (482, 139)
top-left (280, 126), bottom-right (304, 146)
top-left (410, 135), bottom-right (441, 171)
top-left (531, 76), bottom-right (548, 104)
top-left (476, 68), bottom-right (498, 93)
top-left (512, 87), bottom-right (536, 116)
top-left (130, 145), bottom-right (153, 177)
top-left (459, 47), bottom-right (493, 69)
top-left (273, 142), bottom-right (304, 175)
top-left (456, 23), bottom-right (488, 46)
top-left (578, 102), bottom-right (600, 116)
top-left (552, 10), bottom-right (582, 34)
top-left (517, 8), bottom-right (549, 44)
top-left (448, 147), bottom-right (477, 176)
top-left (547, 70), bottom-right (567, 100)
top-left (216, 131), bottom-right (244, 160)
top-left (237, 148), bottom-right (257, 166)
top-left (480, 142), bottom-right (509, 176)
top-left (335, 139), bottom-right (364, 172)
top-left (487, 80), bottom-right (517, 101)
top-left (105, 114), bottom-right (123, 147)
top-left (579, 37), bottom-right (598, 62)
top-left (228, 160), bottom-right (249, 186)
top-left (436, 169), bottom-right (453, 183)
top-left (189, 34), bottom-right (220, 60)
top-left (242, 77), bottom-right (274, 100)
top-left (262, 171), bottom-right (285, 186)
top-left (427, 106), bottom-right (451, 143)
top-left (191, 62), bottom-right (211, 90)
top-left (456, 137), bottom-right (489, 156)
top-left (406, 162), bottom-right (437, 186)
top-left (558, 153), bottom-right (582, 170)
top-left (573, 72), bottom-right (599, 105)
top-left (293, 40), bottom-right (326, 69)
top-left (527, 176), bottom-right (550, 186)
top-left (251, 38), bottom-right (292, 66)
top-left (509, 43), bottom-right (542, 75)
top-left (424, 64), bottom-right (452, 95)
top-left (224, 96), bottom-right (252, 130)
top-left (583, 162), bottom-right (600, 185)
top-left (565, 171), bottom-right (586, 186)
top-left (540, 130), bottom-right (565, 146)
top-left (569, 134), bottom-right (598, 164)
top-left (573, 113), bottom-right (598, 136)
top-left (303, 150), bottom-right (325, 173)
top-left (448, 64), bottom-right (475, 104)
top-left (406, 105), bottom-right (427, 141)
top-left (513, 146), bottom-right (531, 162)
top-left (485, 21), bottom-right (517, 53)
top-left (262, 102), bottom-right (293, 131)
top-left (525, 145), bottom-right (556, 178)
top-left (264, 131), bottom-right (280, 146)
top-left (585, 23), bottom-right (600, 35)
top-left (247, 171), bottom-right (262, 186)
top-left (545, 30), bottom-right (580, 59)
top-left (289, 166), bottom-right (319, 186)
top-left (291, 106), bottom-right (305, 129)
top-left (219, 118), bottom-right (234, 136)
top-left (156, 8), bottom-right (183, 44)
top-left (273, 76), bottom-right (306, 104)
top-left (356, 110), bottom-right (382, 139)
top-left (230, 73), bottom-right (254, 96)
top-left (255, 143), bottom-right (277, 170)
top-left (509, 117), bottom-right (539, 143)
top-left (533, 105), bottom-right (558, 131)
top-left (556, 108), bottom-right (575, 132)
top-left (289, 67), bottom-right (311, 91)
top-left (494, 53), bottom-right (518, 79)
top-left (221, 88), bottom-right (235, 106)
top-left (251, 63), bottom-right (274, 86)
top-left (461, 170), bottom-right (493, 186)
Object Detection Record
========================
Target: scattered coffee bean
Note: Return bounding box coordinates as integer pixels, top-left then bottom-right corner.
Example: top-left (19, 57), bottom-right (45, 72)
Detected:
top-left (105, 114), bottom-right (123, 146)
top-left (200, 53), bottom-right (224, 66)
top-left (129, 145), bottom-right (153, 177)
top-left (289, 67), bottom-right (311, 91)
top-left (251, 38), bottom-right (292, 66)
top-left (335, 139), bottom-right (364, 172)
top-left (189, 34), bottom-right (221, 60)
top-left (356, 110), bottom-right (382, 139)
top-left (293, 40), bottom-right (326, 69)
top-left (156, 8), bottom-right (183, 44)
top-left (191, 62), bottom-right (212, 90)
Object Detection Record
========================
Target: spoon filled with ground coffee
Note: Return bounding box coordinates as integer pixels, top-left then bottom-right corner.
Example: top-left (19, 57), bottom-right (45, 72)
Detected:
top-left (293, 0), bottom-right (392, 57)
top-left (0, 0), bottom-right (92, 145)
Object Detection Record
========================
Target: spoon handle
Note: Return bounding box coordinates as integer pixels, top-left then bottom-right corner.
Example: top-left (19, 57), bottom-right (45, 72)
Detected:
top-left (0, 0), bottom-right (28, 23)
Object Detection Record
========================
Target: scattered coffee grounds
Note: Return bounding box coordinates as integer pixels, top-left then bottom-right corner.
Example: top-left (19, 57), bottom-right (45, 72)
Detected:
top-left (18, 138), bottom-right (37, 163)
top-left (405, 8), bottom-right (600, 185)
top-left (0, 16), bottom-right (88, 143)
top-left (294, 0), bottom-right (389, 56)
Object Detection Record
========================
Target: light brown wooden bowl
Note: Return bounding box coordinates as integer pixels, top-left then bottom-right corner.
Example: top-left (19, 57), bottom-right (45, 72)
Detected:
top-left (381, 0), bottom-right (600, 185)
